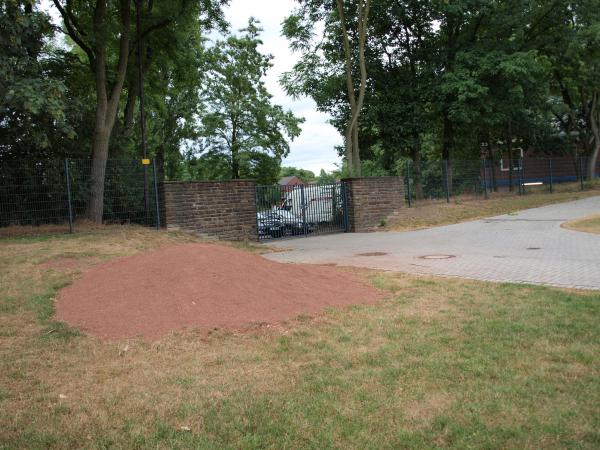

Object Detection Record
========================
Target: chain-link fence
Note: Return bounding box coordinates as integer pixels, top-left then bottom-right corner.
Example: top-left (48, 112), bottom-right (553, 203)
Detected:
top-left (0, 159), bottom-right (161, 236)
top-left (1, 156), bottom-right (598, 237)
top-left (404, 156), bottom-right (599, 206)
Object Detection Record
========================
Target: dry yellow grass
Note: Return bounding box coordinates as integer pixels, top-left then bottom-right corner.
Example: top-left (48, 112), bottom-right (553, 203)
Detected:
top-left (562, 214), bottom-right (600, 235)
top-left (1, 228), bottom-right (599, 449)
top-left (388, 182), bottom-right (600, 232)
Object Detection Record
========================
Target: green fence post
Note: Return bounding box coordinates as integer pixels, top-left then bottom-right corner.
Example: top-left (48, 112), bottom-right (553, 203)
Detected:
top-left (64, 158), bottom-right (74, 233)
top-left (406, 162), bottom-right (412, 207)
top-left (482, 158), bottom-right (488, 199)
top-left (152, 159), bottom-right (161, 230)
top-left (444, 159), bottom-right (450, 203)
top-left (579, 156), bottom-right (584, 191)
top-left (548, 158), bottom-right (553, 193)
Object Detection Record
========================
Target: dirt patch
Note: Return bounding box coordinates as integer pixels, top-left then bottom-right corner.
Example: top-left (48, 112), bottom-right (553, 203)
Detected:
top-left (55, 243), bottom-right (383, 341)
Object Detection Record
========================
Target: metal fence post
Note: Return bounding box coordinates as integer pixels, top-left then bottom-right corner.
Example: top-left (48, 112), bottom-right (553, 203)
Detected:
top-left (548, 157), bottom-right (553, 193)
top-left (300, 184), bottom-right (308, 237)
top-left (579, 156), bottom-right (584, 190)
top-left (444, 159), bottom-right (450, 203)
top-left (64, 158), bottom-right (74, 233)
top-left (152, 159), bottom-right (161, 230)
top-left (406, 162), bottom-right (412, 207)
top-left (520, 157), bottom-right (526, 195)
top-left (482, 158), bottom-right (488, 199)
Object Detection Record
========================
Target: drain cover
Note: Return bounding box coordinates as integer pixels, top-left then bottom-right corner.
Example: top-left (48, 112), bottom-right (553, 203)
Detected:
top-left (355, 252), bottom-right (388, 257)
top-left (527, 247), bottom-right (541, 250)
top-left (419, 254), bottom-right (455, 260)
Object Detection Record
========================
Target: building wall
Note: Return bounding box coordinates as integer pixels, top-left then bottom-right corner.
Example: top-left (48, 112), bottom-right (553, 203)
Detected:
top-left (343, 177), bottom-right (404, 232)
top-left (161, 180), bottom-right (257, 241)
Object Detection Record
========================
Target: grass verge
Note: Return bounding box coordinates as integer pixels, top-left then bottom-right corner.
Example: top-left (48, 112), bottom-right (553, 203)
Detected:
top-left (1, 228), bottom-right (599, 449)
top-left (562, 214), bottom-right (600, 235)
top-left (389, 182), bottom-right (600, 232)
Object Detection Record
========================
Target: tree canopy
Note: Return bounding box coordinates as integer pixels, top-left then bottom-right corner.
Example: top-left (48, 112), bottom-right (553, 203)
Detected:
top-left (195, 19), bottom-right (303, 183)
top-left (282, 0), bottom-right (600, 184)
top-left (1, 0), bottom-right (598, 219)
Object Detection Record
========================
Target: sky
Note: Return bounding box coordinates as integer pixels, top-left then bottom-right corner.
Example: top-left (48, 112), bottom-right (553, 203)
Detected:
top-left (217, 0), bottom-right (342, 174)
top-left (42, 0), bottom-right (342, 174)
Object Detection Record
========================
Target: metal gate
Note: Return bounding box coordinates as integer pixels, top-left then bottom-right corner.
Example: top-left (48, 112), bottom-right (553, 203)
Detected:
top-left (255, 182), bottom-right (348, 240)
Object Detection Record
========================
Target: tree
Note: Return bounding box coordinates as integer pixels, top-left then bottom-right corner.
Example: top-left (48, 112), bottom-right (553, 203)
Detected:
top-left (316, 168), bottom-right (337, 183)
top-left (362, 0), bottom-right (436, 198)
top-left (336, 0), bottom-right (370, 176)
top-left (280, 166), bottom-right (316, 182)
top-left (0, 0), bottom-right (72, 159)
top-left (52, 0), bottom-right (132, 222)
top-left (51, 0), bottom-right (227, 221)
top-left (536, 0), bottom-right (600, 180)
top-left (198, 19), bottom-right (303, 179)
top-left (282, 0), bottom-right (370, 176)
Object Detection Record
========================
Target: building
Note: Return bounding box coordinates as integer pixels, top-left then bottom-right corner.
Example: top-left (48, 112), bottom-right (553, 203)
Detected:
top-left (278, 175), bottom-right (305, 191)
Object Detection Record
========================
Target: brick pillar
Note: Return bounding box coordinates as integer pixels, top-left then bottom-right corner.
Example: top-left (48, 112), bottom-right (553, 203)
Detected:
top-left (160, 180), bottom-right (257, 241)
top-left (342, 177), bottom-right (404, 232)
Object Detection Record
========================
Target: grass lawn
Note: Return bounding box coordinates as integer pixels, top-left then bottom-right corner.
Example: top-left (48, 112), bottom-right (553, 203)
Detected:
top-left (388, 182), bottom-right (600, 232)
top-left (562, 214), bottom-right (600, 235)
top-left (1, 228), bottom-right (599, 449)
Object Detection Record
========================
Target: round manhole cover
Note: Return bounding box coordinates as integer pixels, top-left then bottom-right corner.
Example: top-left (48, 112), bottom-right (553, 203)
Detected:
top-left (355, 252), bottom-right (388, 257)
top-left (419, 254), bottom-right (456, 260)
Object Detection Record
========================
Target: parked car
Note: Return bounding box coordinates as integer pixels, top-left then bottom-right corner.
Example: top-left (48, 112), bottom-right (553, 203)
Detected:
top-left (257, 211), bottom-right (284, 238)
top-left (256, 209), bottom-right (314, 238)
top-left (271, 207), bottom-right (314, 236)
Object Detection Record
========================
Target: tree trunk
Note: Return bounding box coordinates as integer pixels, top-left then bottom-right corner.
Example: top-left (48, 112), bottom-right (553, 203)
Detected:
top-left (352, 124), bottom-right (361, 176)
top-left (122, 70), bottom-right (139, 137)
top-left (231, 145), bottom-right (239, 179)
top-left (337, 0), bottom-right (357, 175)
top-left (88, 121), bottom-right (111, 222)
top-left (345, 121), bottom-right (354, 174)
top-left (336, 0), bottom-right (369, 177)
top-left (86, 0), bottom-right (131, 223)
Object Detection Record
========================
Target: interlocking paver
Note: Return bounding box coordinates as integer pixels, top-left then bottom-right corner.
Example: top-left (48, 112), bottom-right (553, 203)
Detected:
top-left (264, 196), bottom-right (600, 290)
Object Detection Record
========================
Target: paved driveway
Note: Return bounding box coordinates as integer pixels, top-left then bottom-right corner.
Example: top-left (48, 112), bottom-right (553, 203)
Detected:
top-left (264, 196), bottom-right (600, 290)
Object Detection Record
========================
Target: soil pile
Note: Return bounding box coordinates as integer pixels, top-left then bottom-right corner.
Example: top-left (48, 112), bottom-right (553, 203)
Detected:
top-left (56, 243), bottom-right (382, 340)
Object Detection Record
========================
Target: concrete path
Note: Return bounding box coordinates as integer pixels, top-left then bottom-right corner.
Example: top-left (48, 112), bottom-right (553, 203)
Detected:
top-left (264, 196), bottom-right (600, 290)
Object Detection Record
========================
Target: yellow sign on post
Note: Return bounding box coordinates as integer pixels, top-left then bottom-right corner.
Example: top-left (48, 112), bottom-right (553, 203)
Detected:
top-left (141, 158), bottom-right (150, 165)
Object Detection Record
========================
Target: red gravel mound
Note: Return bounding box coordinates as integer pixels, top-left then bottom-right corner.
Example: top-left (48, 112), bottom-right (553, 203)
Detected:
top-left (55, 243), bottom-right (382, 340)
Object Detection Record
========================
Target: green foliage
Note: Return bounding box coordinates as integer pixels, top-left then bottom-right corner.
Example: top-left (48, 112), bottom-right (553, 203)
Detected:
top-left (316, 168), bottom-right (337, 183)
top-left (282, 0), bottom-right (598, 177)
top-left (1, 0), bottom-right (599, 191)
top-left (196, 19), bottom-right (304, 180)
top-left (280, 166), bottom-right (316, 182)
top-left (0, 0), bottom-right (73, 158)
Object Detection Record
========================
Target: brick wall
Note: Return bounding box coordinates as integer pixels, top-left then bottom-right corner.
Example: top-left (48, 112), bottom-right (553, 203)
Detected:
top-left (342, 177), bottom-right (404, 232)
top-left (161, 180), bottom-right (257, 241)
